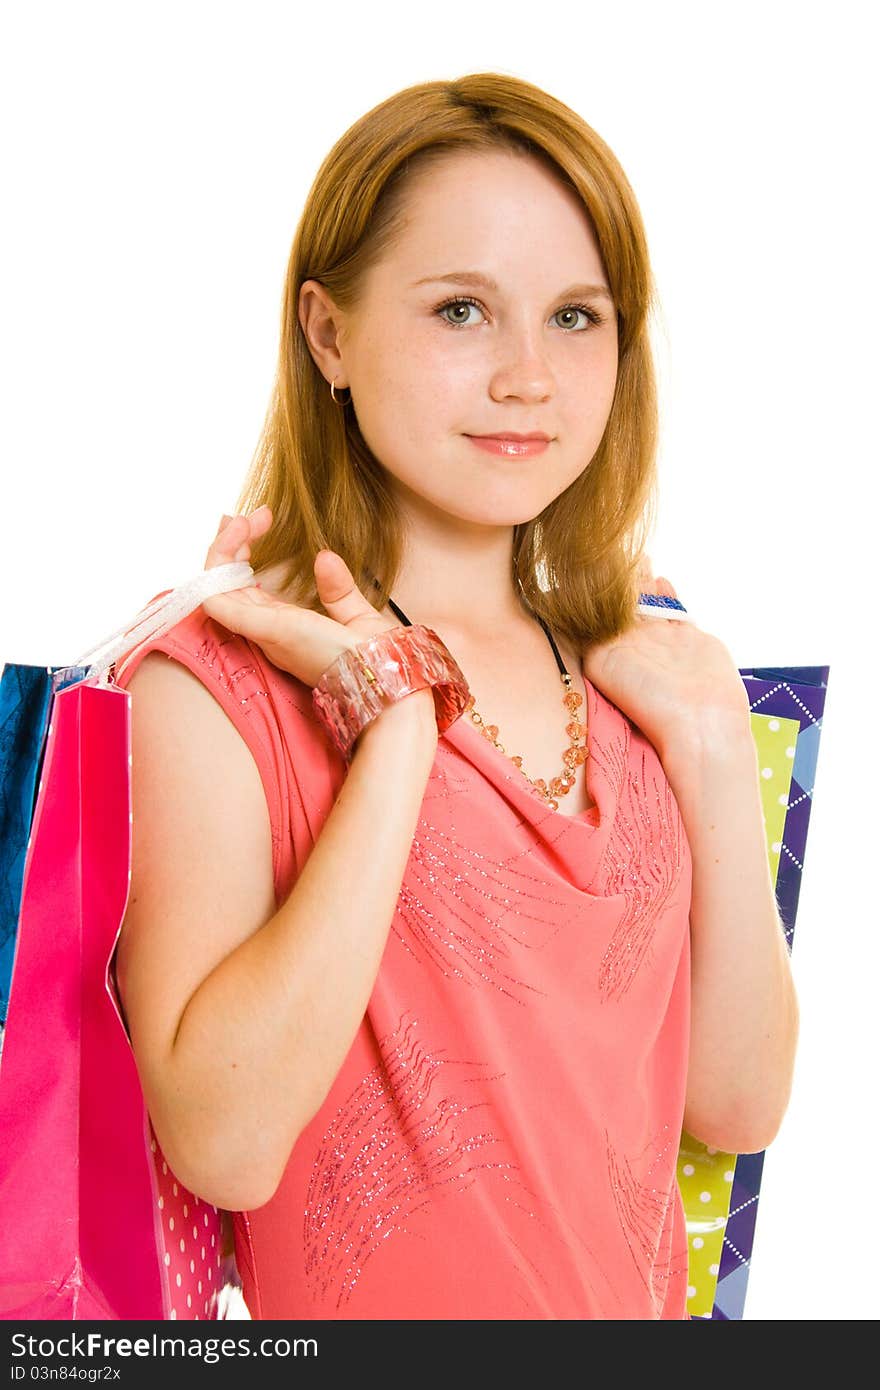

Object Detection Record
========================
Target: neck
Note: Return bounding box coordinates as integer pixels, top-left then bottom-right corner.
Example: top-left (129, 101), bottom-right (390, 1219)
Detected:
top-left (380, 514), bottom-right (533, 635)
top-left (376, 515), bottom-right (572, 676)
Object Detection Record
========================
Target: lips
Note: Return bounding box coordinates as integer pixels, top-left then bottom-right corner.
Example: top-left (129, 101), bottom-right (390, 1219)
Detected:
top-left (469, 433), bottom-right (551, 442)
top-left (466, 434), bottom-right (551, 458)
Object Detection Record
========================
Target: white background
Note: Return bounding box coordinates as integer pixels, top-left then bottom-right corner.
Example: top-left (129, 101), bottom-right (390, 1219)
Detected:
top-left (1, 1), bottom-right (876, 1320)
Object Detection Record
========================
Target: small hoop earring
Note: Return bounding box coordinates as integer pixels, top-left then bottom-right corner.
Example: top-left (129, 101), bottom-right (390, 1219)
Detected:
top-left (330, 377), bottom-right (351, 405)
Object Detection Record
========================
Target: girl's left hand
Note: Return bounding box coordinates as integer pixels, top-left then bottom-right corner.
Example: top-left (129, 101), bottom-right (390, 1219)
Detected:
top-left (581, 559), bottom-right (751, 763)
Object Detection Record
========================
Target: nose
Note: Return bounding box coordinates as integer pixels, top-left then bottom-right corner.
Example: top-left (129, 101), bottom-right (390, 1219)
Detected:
top-left (488, 321), bottom-right (555, 403)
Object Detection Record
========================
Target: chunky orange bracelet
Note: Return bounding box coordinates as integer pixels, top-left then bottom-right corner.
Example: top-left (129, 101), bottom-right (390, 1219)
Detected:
top-left (311, 624), bottom-right (472, 760)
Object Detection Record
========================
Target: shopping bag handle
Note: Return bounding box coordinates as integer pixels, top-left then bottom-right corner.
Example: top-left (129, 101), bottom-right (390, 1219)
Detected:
top-left (67, 561), bottom-right (256, 686)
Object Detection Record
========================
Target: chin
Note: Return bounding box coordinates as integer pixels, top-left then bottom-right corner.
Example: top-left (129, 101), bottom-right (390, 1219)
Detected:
top-left (387, 470), bottom-right (555, 528)
top-left (444, 501), bottom-right (547, 529)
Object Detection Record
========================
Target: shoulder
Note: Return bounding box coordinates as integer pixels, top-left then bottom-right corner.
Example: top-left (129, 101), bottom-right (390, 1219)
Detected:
top-left (114, 591), bottom-right (313, 730)
top-left (112, 596), bottom-right (304, 895)
top-left (115, 588), bottom-right (253, 681)
top-left (111, 591), bottom-right (342, 873)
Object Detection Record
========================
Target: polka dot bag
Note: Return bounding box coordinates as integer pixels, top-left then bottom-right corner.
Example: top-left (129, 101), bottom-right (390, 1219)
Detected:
top-left (148, 1131), bottom-right (227, 1320)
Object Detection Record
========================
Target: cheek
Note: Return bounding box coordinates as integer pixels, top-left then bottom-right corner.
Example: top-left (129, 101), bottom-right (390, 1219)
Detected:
top-left (406, 332), bottom-right (475, 392)
top-left (567, 343), bottom-right (618, 428)
top-left (367, 338), bottom-right (472, 434)
top-left (351, 350), bottom-right (438, 465)
top-left (359, 326), bottom-right (433, 395)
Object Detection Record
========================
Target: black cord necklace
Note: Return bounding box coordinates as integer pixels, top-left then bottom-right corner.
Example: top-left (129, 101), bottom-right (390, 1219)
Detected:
top-left (378, 585), bottom-right (588, 812)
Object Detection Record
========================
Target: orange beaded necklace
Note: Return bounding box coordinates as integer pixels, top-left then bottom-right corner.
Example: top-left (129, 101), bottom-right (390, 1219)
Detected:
top-left (382, 592), bottom-right (588, 814)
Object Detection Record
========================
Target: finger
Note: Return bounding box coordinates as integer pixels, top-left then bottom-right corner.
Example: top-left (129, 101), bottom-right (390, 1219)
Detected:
top-left (313, 550), bottom-right (382, 628)
top-left (205, 506), bottom-right (273, 568)
top-left (229, 506), bottom-right (273, 562)
top-left (205, 516), bottom-right (245, 568)
top-left (200, 581), bottom-right (288, 637)
top-left (654, 575), bottom-right (678, 599)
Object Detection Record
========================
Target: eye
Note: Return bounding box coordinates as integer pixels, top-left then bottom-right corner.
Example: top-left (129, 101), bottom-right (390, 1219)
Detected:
top-left (435, 296), bottom-right (485, 327)
top-left (553, 304), bottom-right (606, 331)
top-left (433, 295), bottom-right (607, 331)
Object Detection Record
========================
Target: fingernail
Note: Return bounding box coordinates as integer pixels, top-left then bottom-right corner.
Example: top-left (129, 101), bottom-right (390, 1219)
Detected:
top-left (219, 513), bottom-right (233, 530)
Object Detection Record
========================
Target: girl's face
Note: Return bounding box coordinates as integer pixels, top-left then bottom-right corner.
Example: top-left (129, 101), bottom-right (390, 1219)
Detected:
top-left (313, 150), bottom-right (620, 531)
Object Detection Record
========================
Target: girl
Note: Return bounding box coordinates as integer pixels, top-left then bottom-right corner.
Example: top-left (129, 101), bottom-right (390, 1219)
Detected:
top-left (111, 72), bottom-right (798, 1320)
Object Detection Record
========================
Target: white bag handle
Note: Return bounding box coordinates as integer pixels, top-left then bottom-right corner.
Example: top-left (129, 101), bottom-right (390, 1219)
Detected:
top-left (66, 561), bottom-right (256, 686)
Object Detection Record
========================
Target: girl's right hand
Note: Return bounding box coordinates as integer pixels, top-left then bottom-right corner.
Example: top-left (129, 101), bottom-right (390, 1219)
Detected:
top-left (199, 507), bottom-right (400, 688)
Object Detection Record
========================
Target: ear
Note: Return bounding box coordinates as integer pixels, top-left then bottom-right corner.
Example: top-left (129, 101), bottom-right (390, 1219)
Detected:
top-left (299, 279), bottom-right (347, 387)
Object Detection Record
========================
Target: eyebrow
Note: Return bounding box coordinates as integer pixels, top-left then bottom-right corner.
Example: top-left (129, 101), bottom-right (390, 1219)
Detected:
top-left (410, 271), bottom-right (614, 301)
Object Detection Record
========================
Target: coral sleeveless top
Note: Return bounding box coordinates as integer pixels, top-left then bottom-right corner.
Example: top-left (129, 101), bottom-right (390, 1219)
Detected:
top-left (115, 598), bottom-right (693, 1320)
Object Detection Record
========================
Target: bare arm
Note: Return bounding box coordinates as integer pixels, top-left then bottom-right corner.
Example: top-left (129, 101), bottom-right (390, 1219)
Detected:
top-left (665, 717), bottom-right (799, 1155)
top-left (116, 658), bottom-right (438, 1212)
top-left (584, 559), bottom-right (799, 1156)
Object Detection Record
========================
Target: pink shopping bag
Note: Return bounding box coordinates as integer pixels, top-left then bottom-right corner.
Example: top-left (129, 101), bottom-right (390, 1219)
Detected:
top-left (0, 563), bottom-right (254, 1320)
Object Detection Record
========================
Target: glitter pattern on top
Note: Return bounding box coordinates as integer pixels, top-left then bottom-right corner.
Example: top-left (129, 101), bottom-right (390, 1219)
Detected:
top-left (303, 1012), bottom-right (514, 1310)
top-left (606, 1126), bottom-right (692, 1317)
top-left (112, 604), bottom-right (694, 1321)
top-left (595, 743), bottom-right (686, 1002)
top-left (393, 816), bottom-right (571, 1004)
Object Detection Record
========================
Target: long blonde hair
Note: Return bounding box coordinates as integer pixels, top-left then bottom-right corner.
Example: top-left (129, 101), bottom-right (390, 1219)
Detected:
top-left (233, 71), bottom-right (660, 647)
